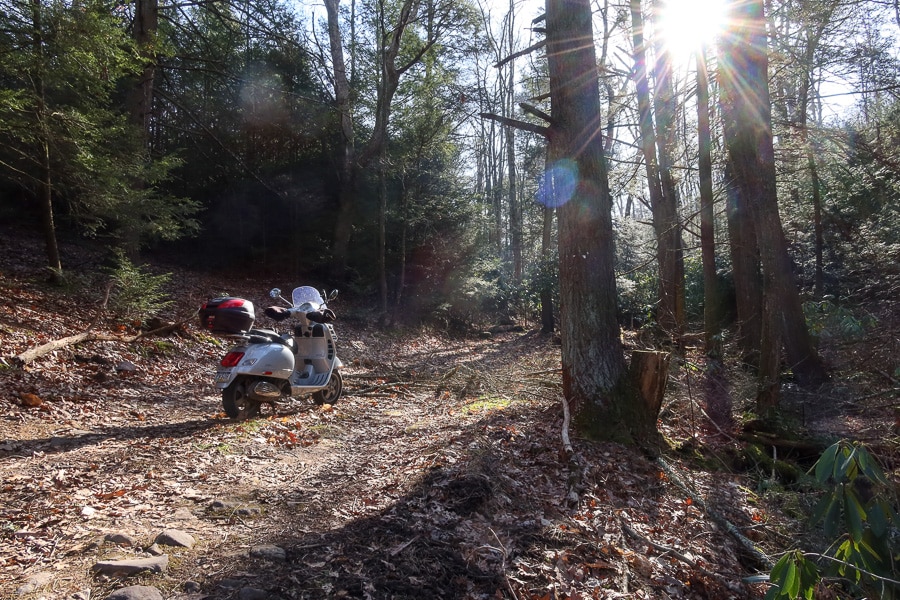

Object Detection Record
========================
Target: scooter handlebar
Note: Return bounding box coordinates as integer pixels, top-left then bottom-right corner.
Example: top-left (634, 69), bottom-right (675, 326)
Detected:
top-left (264, 306), bottom-right (336, 323)
top-left (306, 309), bottom-right (336, 324)
top-left (263, 306), bottom-right (293, 322)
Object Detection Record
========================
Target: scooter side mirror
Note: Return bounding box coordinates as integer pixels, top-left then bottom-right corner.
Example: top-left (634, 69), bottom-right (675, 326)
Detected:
top-left (269, 288), bottom-right (281, 299)
top-left (329, 289), bottom-right (339, 301)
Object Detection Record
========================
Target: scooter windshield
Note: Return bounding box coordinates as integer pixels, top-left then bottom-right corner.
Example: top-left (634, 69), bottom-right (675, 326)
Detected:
top-left (291, 286), bottom-right (325, 308)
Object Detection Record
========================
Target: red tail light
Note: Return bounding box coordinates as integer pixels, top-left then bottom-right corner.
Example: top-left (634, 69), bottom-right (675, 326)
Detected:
top-left (217, 299), bottom-right (247, 309)
top-left (221, 352), bottom-right (245, 367)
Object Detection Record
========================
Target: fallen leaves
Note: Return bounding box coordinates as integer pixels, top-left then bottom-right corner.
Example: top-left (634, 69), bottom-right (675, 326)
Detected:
top-left (0, 232), bottom-right (826, 600)
top-left (19, 392), bottom-right (43, 407)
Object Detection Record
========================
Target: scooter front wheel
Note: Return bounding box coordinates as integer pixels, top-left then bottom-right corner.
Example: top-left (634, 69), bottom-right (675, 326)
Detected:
top-left (222, 378), bottom-right (262, 420)
top-left (312, 370), bottom-right (343, 405)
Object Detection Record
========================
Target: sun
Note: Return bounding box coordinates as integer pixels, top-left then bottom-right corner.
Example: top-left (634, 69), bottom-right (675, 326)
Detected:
top-left (656, 0), bottom-right (727, 65)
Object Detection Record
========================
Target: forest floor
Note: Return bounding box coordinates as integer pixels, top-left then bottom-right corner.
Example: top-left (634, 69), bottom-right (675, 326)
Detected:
top-left (0, 229), bottom-right (897, 600)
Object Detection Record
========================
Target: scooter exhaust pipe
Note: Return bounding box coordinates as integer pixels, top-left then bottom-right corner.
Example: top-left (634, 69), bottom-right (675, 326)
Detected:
top-left (248, 380), bottom-right (283, 400)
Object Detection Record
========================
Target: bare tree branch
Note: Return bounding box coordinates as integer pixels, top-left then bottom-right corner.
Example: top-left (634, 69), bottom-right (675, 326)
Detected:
top-left (519, 102), bottom-right (553, 124)
top-left (494, 40), bottom-right (547, 68)
top-left (479, 112), bottom-right (549, 137)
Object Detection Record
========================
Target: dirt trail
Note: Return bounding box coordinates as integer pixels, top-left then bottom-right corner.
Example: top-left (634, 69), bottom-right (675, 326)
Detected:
top-left (1, 277), bottom-right (574, 599)
top-left (3, 230), bottom-right (896, 599)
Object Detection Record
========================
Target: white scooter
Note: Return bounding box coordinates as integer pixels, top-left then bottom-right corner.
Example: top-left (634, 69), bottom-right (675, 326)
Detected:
top-left (199, 286), bottom-right (344, 420)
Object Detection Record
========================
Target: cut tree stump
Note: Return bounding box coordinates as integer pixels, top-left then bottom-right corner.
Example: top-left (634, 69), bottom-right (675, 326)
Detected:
top-left (628, 350), bottom-right (670, 423)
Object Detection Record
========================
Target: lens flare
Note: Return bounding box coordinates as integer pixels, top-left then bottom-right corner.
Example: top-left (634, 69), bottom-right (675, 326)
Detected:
top-left (537, 159), bottom-right (579, 208)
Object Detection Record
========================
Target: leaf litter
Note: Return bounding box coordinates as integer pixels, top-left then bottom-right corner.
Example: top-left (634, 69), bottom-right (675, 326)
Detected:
top-left (2, 230), bottom-right (896, 600)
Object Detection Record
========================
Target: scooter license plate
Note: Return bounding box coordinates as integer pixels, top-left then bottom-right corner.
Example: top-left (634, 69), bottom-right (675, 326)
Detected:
top-left (215, 370), bottom-right (233, 383)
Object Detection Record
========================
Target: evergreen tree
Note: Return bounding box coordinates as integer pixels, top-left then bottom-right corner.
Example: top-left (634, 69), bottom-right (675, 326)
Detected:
top-left (0, 0), bottom-right (198, 277)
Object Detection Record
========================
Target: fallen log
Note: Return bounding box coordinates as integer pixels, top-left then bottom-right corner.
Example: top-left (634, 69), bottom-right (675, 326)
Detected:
top-left (14, 314), bottom-right (195, 367)
top-left (14, 330), bottom-right (121, 366)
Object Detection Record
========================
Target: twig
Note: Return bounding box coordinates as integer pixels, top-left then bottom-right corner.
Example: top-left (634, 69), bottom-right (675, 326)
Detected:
top-left (874, 368), bottom-right (899, 386)
top-left (527, 368), bottom-right (563, 376)
top-left (804, 552), bottom-right (900, 586)
top-left (656, 457), bottom-right (775, 570)
top-left (560, 395), bottom-right (573, 456)
top-left (352, 382), bottom-right (414, 396)
top-left (858, 388), bottom-right (900, 404)
top-left (620, 518), bottom-right (723, 582)
top-left (489, 528), bottom-right (520, 600)
top-left (389, 536), bottom-right (419, 557)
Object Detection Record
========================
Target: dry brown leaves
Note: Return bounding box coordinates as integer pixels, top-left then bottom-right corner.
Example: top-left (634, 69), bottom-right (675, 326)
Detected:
top-left (2, 229), bottom-right (874, 600)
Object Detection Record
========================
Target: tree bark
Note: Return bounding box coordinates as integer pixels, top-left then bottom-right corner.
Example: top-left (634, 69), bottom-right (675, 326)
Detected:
top-left (547, 0), bottom-right (645, 442)
top-left (696, 46), bottom-right (721, 357)
top-left (130, 0), bottom-right (158, 144)
top-left (628, 350), bottom-right (670, 423)
top-left (724, 163), bottom-right (762, 360)
top-left (809, 152), bottom-right (824, 296)
top-left (719, 0), bottom-right (827, 408)
top-left (651, 0), bottom-right (686, 336)
top-left (630, 0), bottom-right (680, 336)
top-left (324, 0), bottom-right (356, 280)
top-left (505, 1), bottom-right (522, 283)
top-left (30, 0), bottom-right (62, 280)
top-left (540, 201), bottom-right (555, 334)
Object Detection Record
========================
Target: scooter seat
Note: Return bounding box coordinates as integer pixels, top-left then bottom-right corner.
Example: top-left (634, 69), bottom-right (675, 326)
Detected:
top-left (247, 329), bottom-right (297, 353)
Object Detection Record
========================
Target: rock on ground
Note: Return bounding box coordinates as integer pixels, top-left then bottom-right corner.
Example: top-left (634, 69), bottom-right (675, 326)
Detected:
top-left (92, 555), bottom-right (169, 577)
top-left (154, 528), bottom-right (196, 548)
top-left (106, 585), bottom-right (163, 600)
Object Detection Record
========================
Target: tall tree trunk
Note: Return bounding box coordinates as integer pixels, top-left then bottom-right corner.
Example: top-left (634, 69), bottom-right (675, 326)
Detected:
top-left (547, 0), bottom-right (644, 441)
top-left (392, 180), bottom-right (408, 326)
top-left (491, 123), bottom-right (504, 255)
top-left (325, 0), bottom-right (356, 281)
top-left (378, 147), bottom-right (388, 316)
top-left (30, 0), bottom-right (62, 280)
top-left (696, 45), bottom-right (721, 357)
top-left (796, 26), bottom-right (830, 299)
top-left (336, 0), bottom-right (423, 284)
top-left (724, 164), bottom-right (763, 360)
top-left (719, 0), bottom-right (827, 408)
top-left (130, 0), bottom-right (158, 143)
top-left (651, 0), bottom-right (686, 336)
top-left (376, 0), bottom-right (389, 317)
top-left (121, 0), bottom-right (159, 257)
top-left (506, 106), bottom-right (521, 282)
top-left (629, 0), bottom-right (673, 334)
top-left (39, 136), bottom-right (61, 280)
top-left (505, 0), bottom-right (522, 283)
top-left (540, 201), bottom-right (555, 334)
top-left (540, 148), bottom-right (557, 335)
top-left (809, 152), bottom-right (824, 296)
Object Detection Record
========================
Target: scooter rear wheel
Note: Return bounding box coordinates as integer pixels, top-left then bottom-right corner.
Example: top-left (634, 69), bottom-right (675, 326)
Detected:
top-left (222, 378), bottom-right (262, 420)
top-left (312, 370), bottom-right (343, 405)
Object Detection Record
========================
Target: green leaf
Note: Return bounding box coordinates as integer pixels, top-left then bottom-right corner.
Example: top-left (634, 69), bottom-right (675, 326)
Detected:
top-left (764, 587), bottom-right (781, 600)
top-left (833, 445), bottom-right (851, 482)
top-left (814, 442), bottom-right (840, 483)
top-left (783, 559), bottom-right (800, 598)
top-left (823, 490), bottom-right (842, 538)
top-left (800, 558), bottom-right (820, 600)
top-left (810, 492), bottom-right (836, 527)
top-left (857, 448), bottom-right (889, 486)
top-left (834, 540), bottom-right (853, 576)
top-left (837, 446), bottom-right (857, 482)
top-left (770, 553), bottom-right (790, 583)
top-left (868, 501), bottom-right (888, 538)
top-left (843, 485), bottom-right (865, 543)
